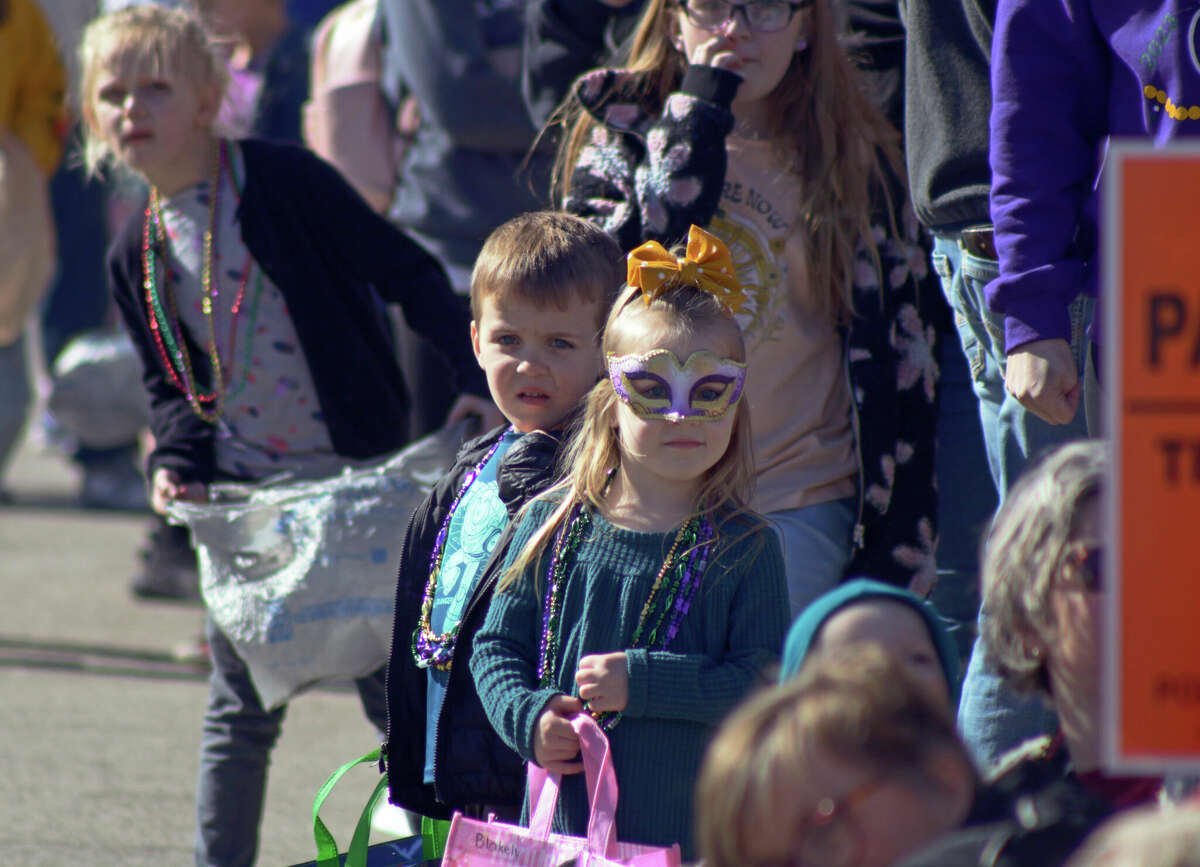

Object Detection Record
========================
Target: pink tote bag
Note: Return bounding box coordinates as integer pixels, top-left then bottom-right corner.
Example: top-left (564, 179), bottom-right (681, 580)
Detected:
top-left (441, 715), bottom-right (683, 867)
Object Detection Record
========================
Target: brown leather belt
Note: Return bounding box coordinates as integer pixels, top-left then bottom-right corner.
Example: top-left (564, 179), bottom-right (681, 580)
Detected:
top-left (960, 225), bottom-right (997, 261)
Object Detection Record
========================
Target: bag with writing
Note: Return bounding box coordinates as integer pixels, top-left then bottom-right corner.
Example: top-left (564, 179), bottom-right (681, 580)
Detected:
top-left (441, 715), bottom-right (682, 867)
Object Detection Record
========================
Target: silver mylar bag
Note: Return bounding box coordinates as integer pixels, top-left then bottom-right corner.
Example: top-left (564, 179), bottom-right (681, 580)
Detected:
top-left (168, 422), bottom-right (467, 709)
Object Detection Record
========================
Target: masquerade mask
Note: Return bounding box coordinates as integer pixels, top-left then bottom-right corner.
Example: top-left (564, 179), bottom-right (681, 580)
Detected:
top-left (626, 225), bottom-right (747, 315)
top-left (607, 348), bottom-right (747, 422)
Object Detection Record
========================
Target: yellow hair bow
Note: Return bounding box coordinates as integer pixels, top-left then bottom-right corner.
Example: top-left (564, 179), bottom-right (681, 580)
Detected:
top-left (626, 225), bottom-right (747, 315)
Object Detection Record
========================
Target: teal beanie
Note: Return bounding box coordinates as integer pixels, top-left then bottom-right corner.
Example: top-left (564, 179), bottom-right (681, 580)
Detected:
top-left (779, 578), bottom-right (962, 706)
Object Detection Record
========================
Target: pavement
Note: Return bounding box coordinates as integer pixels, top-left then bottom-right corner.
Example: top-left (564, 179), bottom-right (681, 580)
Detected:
top-left (0, 430), bottom-right (404, 866)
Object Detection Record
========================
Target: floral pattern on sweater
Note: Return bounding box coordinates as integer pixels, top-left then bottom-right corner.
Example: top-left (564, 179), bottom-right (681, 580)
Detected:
top-left (563, 65), bottom-right (939, 590)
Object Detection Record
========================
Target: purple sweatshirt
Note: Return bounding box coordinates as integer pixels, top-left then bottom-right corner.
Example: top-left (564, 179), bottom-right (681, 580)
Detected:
top-left (987, 1), bottom-right (1200, 351)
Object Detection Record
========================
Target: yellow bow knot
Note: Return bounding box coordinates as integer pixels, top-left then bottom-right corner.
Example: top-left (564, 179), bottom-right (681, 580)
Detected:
top-left (626, 225), bottom-right (747, 315)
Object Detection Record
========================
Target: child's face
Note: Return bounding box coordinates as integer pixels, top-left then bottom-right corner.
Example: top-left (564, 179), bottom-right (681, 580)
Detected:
top-left (90, 56), bottom-right (217, 190)
top-left (609, 312), bottom-right (740, 489)
top-left (675, 1), bottom-right (807, 107)
top-left (815, 599), bottom-right (951, 707)
top-left (470, 291), bottom-right (604, 434)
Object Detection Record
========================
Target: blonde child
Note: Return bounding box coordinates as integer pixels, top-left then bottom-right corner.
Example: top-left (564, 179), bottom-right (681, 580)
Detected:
top-left (384, 211), bottom-right (624, 821)
top-left (553, 0), bottom-right (938, 610)
top-left (78, 7), bottom-right (490, 865)
top-left (470, 226), bottom-right (790, 860)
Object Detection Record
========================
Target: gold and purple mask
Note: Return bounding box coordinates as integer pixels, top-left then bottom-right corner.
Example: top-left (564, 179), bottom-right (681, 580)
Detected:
top-left (607, 349), bottom-right (747, 422)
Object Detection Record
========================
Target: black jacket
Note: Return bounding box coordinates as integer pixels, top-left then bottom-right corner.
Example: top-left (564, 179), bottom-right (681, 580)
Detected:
top-left (109, 138), bottom-right (486, 483)
top-left (384, 424), bottom-right (565, 818)
top-left (895, 736), bottom-right (1120, 867)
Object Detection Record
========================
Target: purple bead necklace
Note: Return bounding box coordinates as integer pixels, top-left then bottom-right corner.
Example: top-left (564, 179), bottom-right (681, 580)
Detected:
top-left (411, 430), bottom-right (510, 670)
top-left (537, 503), bottom-right (716, 730)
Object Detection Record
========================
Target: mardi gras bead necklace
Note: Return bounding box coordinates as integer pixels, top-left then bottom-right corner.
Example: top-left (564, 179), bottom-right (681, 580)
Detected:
top-left (142, 140), bottom-right (256, 423)
top-left (537, 504), bottom-right (715, 731)
top-left (412, 430), bottom-right (513, 670)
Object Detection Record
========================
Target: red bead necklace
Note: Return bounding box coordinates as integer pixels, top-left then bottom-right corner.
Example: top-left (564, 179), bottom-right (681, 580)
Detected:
top-left (141, 140), bottom-right (253, 423)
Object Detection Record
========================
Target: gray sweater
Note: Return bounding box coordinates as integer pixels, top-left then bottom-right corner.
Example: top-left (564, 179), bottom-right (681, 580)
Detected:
top-left (470, 499), bottom-right (789, 859)
top-left (378, 0), bottom-right (550, 278)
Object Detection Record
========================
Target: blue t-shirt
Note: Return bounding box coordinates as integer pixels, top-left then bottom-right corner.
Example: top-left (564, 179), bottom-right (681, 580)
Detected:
top-left (424, 429), bottom-right (520, 783)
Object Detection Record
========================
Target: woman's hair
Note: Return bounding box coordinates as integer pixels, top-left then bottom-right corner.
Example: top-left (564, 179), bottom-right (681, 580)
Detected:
top-left (498, 276), bottom-right (755, 592)
top-left (78, 5), bottom-right (229, 176)
top-left (981, 440), bottom-right (1108, 696)
top-left (695, 643), bottom-right (974, 867)
top-left (549, 0), bottom-right (903, 320)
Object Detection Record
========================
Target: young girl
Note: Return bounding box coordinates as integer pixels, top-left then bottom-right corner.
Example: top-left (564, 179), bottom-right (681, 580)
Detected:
top-left (552, 0), bottom-right (939, 609)
top-left (78, 7), bottom-right (489, 865)
top-left (470, 226), bottom-right (790, 860)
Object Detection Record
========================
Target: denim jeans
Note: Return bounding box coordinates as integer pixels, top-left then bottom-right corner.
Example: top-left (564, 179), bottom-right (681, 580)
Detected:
top-left (931, 232), bottom-right (1092, 768)
top-left (194, 616), bottom-right (388, 867)
top-left (0, 335), bottom-right (31, 483)
top-left (926, 319), bottom-right (996, 664)
top-left (768, 497), bottom-right (857, 620)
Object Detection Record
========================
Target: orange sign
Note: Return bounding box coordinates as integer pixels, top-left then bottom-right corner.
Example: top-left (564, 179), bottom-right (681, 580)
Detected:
top-left (1105, 142), bottom-right (1200, 772)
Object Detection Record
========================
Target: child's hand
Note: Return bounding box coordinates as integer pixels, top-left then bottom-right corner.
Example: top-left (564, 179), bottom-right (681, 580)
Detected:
top-left (534, 694), bottom-right (585, 774)
top-left (575, 652), bottom-right (629, 714)
top-left (445, 394), bottom-right (506, 434)
top-left (150, 468), bottom-right (207, 516)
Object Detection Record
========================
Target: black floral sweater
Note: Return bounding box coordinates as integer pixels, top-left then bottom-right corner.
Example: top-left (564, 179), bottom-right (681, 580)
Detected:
top-left (563, 65), bottom-right (940, 592)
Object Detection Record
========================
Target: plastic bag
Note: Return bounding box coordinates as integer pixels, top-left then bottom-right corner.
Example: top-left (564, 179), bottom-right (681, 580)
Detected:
top-left (47, 329), bottom-right (151, 449)
top-left (168, 422), bottom-right (467, 708)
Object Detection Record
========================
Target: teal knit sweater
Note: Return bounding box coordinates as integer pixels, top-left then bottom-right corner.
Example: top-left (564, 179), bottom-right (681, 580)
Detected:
top-left (470, 498), bottom-right (789, 859)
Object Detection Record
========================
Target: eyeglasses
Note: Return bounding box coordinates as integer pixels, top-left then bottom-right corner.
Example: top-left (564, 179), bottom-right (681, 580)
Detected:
top-left (680, 0), bottom-right (812, 34)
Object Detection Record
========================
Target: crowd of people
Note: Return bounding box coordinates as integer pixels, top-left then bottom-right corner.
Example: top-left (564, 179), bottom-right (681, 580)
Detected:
top-left (2, 0), bottom-right (1198, 865)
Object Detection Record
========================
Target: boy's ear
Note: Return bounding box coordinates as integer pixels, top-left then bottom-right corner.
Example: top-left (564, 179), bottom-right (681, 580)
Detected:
top-left (470, 320), bottom-right (483, 366)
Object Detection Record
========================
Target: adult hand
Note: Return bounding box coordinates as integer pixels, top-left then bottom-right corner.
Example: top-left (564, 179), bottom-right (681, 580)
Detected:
top-left (575, 652), bottom-right (629, 714)
top-left (533, 694), bottom-right (585, 774)
top-left (445, 393), bottom-right (506, 434)
top-left (150, 467), bottom-right (207, 516)
top-left (1005, 338), bottom-right (1080, 425)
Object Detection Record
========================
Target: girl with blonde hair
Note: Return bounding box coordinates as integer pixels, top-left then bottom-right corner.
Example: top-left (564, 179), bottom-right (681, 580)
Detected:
top-left (552, 0), bottom-right (938, 609)
top-left (471, 227), bottom-right (790, 860)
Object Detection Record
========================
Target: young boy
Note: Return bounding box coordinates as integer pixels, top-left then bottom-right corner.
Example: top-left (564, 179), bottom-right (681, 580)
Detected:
top-left (383, 210), bottom-right (623, 821)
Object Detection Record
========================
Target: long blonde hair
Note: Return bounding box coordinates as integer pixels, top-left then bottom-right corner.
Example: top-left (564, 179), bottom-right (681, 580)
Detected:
top-left (499, 279), bottom-right (756, 592)
top-left (549, 0), bottom-right (903, 320)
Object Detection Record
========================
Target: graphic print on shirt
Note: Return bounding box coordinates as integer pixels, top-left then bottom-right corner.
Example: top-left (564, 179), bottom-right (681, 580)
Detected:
top-left (429, 477), bottom-right (507, 633)
top-left (709, 185), bottom-right (791, 347)
top-left (1138, 4), bottom-right (1200, 123)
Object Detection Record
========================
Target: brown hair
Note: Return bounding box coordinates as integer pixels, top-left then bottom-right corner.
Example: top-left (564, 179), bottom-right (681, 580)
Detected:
top-left (470, 210), bottom-right (625, 334)
top-left (695, 644), bottom-right (974, 867)
top-left (548, 0), bottom-right (903, 320)
top-left (498, 276), bottom-right (756, 593)
top-left (78, 5), bottom-right (228, 176)
top-left (981, 440), bottom-right (1108, 697)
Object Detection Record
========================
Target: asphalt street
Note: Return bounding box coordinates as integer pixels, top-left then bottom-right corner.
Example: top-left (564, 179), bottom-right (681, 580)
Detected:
top-left (1, 430), bottom-right (405, 866)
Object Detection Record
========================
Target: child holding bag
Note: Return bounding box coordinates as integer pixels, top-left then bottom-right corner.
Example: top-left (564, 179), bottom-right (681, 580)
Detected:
top-left (471, 227), bottom-right (790, 859)
top-left (77, 7), bottom-right (488, 865)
